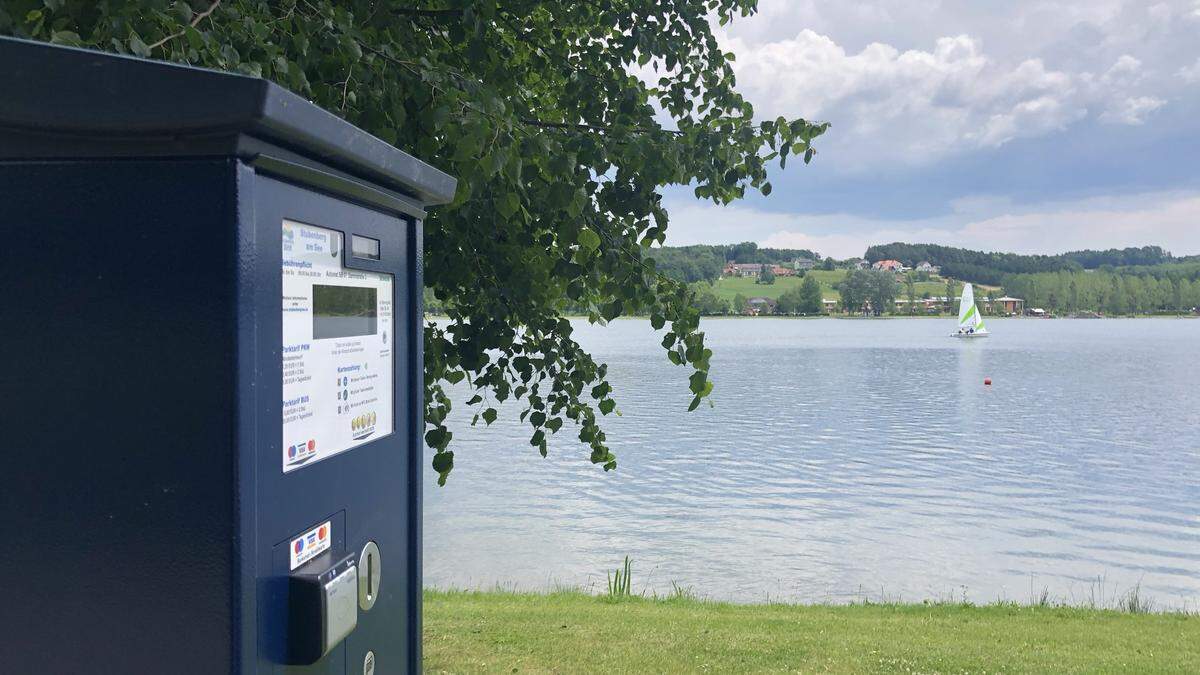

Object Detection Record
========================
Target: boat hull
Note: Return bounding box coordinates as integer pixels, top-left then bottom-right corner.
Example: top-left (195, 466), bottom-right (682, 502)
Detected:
top-left (951, 332), bottom-right (990, 338)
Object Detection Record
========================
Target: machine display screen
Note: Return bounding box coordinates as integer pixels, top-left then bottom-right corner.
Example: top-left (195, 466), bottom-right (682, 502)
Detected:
top-left (313, 285), bottom-right (377, 339)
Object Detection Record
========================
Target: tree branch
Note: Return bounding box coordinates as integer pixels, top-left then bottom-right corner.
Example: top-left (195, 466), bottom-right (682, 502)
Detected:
top-left (519, 117), bottom-right (684, 136)
top-left (148, 0), bottom-right (222, 51)
top-left (394, 8), bottom-right (464, 18)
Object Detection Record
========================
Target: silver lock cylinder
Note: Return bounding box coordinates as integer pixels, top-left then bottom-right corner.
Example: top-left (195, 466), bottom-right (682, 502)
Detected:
top-left (323, 564), bottom-right (358, 653)
top-left (358, 541), bottom-right (382, 611)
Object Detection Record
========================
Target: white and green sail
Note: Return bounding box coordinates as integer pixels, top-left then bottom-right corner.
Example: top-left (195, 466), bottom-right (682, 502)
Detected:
top-left (956, 283), bottom-right (988, 335)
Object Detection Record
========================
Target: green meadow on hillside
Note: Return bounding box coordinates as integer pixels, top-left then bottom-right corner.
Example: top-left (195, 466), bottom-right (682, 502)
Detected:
top-left (711, 271), bottom-right (948, 304)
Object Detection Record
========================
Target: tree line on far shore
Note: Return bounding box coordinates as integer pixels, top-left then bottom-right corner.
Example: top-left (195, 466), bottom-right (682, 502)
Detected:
top-left (686, 266), bottom-right (1200, 317)
top-left (1001, 266), bottom-right (1200, 316)
top-left (427, 252), bottom-right (1200, 318)
top-left (864, 243), bottom-right (1189, 286)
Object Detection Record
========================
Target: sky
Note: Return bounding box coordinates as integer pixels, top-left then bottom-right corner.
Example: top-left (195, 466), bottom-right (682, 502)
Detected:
top-left (659, 0), bottom-right (1200, 259)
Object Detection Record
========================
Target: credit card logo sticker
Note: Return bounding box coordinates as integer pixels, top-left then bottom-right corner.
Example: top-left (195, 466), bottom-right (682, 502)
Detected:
top-left (289, 520), bottom-right (332, 571)
top-left (284, 439), bottom-right (317, 467)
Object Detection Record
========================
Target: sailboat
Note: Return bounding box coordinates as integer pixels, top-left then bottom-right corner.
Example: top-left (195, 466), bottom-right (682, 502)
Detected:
top-left (952, 283), bottom-right (989, 338)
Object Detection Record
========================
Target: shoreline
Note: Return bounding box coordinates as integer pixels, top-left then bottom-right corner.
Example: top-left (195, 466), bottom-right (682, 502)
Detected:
top-left (426, 313), bottom-right (1200, 320)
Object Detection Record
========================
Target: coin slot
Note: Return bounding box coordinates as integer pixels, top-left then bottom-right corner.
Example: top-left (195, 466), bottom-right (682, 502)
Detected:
top-left (358, 541), bottom-right (381, 611)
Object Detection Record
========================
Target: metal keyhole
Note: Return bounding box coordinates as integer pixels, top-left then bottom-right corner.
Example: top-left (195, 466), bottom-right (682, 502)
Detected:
top-left (358, 541), bottom-right (381, 611)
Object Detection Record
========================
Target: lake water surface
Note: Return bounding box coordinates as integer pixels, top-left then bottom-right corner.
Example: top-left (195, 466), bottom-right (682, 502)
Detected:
top-left (425, 318), bottom-right (1200, 609)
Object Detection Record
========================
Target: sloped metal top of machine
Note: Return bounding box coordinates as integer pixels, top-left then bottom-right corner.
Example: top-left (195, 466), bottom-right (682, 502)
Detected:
top-left (0, 36), bottom-right (456, 207)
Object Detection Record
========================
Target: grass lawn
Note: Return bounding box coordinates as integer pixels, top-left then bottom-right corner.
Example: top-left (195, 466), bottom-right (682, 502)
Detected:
top-left (712, 272), bottom-right (948, 304)
top-left (424, 590), bottom-right (1198, 673)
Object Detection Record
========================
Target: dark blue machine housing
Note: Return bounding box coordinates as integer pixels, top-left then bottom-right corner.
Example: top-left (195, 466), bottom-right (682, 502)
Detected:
top-left (0, 37), bottom-right (454, 673)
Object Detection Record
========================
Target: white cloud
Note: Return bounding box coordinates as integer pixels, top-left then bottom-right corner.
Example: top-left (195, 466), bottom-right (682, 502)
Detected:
top-left (1099, 95), bottom-right (1166, 124)
top-left (1178, 58), bottom-right (1200, 82)
top-left (712, 1), bottom-right (1197, 169)
top-left (723, 30), bottom-right (1084, 162)
top-left (665, 192), bottom-right (1200, 259)
top-left (1100, 54), bottom-right (1144, 87)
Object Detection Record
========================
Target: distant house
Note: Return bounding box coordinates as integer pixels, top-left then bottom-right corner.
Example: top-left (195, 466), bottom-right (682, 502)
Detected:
top-left (915, 261), bottom-right (938, 274)
top-left (994, 296), bottom-right (1025, 315)
top-left (822, 298), bottom-right (839, 313)
top-left (771, 264), bottom-right (795, 277)
top-left (854, 259), bottom-right (870, 270)
top-left (793, 257), bottom-right (817, 271)
top-left (872, 259), bottom-right (906, 272)
top-left (725, 262), bottom-right (764, 278)
top-left (745, 296), bottom-right (777, 316)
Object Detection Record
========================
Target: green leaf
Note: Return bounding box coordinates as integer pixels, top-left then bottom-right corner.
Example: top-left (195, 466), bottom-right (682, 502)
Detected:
top-left (577, 228), bottom-right (601, 252)
top-left (496, 191), bottom-right (520, 219)
top-left (432, 451), bottom-right (454, 485)
top-left (342, 35), bottom-right (362, 59)
top-left (50, 30), bottom-right (82, 46)
top-left (482, 408), bottom-right (498, 425)
top-left (128, 34), bottom-right (150, 57)
top-left (184, 26), bottom-right (203, 51)
top-left (220, 43), bottom-right (240, 65)
top-left (170, 1), bottom-right (192, 22)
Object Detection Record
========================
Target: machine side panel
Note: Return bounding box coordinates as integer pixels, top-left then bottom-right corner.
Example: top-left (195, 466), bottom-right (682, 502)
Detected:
top-left (0, 159), bottom-right (239, 672)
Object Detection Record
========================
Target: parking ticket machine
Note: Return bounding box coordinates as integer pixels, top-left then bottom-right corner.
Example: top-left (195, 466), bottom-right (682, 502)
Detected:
top-left (0, 37), bottom-right (455, 673)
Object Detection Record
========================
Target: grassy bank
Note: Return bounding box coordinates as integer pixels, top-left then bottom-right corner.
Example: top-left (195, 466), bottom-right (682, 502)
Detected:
top-left (424, 590), bottom-right (1198, 673)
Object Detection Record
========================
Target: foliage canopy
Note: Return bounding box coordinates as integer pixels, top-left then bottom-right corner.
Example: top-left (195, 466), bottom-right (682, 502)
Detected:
top-left (1, 0), bottom-right (827, 483)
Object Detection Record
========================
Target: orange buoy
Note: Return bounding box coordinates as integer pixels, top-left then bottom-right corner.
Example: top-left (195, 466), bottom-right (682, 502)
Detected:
top-left (984, 378), bottom-right (992, 385)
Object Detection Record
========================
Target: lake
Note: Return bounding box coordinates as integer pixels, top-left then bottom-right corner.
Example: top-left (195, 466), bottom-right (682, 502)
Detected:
top-left (424, 318), bottom-right (1200, 609)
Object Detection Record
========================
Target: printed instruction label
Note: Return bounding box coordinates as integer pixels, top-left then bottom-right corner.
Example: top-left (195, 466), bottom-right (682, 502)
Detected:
top-left (290, 520), bottom-right (332, 570)
top-left (282, 220), bottom-right (394, 472)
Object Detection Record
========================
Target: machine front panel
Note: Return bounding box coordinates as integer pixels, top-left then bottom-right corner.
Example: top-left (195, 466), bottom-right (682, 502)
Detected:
top-left (281, 220), bottom-right (395, 473)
